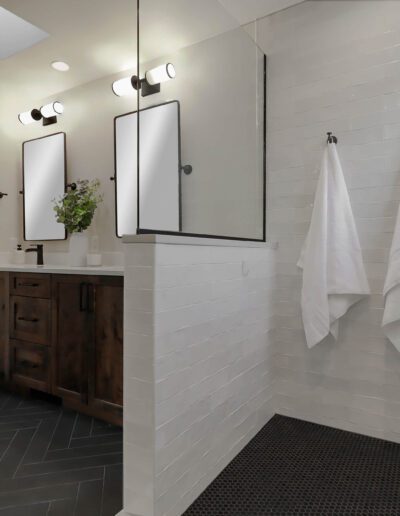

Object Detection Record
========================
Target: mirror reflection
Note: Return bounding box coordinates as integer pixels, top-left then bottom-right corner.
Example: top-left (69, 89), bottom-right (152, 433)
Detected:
top-left (115, 101), bottom-right (181, 237)
top-left (23, 132), bottom-right (66, 241)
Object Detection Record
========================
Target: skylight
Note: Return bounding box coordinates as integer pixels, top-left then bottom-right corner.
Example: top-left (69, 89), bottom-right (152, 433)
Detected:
top-left (0, 6), bottom-right (48, 60)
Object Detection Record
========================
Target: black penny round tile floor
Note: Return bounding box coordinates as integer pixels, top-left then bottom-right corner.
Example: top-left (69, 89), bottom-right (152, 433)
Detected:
top-left (184, 414), bottom-right (400, 515)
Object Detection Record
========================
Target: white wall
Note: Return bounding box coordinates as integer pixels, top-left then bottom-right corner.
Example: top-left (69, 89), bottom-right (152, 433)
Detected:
top-left (0, 26), bottom-right (264, 256)
top-left (0, 69), bottom-right (137, 257)
top-left (122, 236), bottom-right (276, 516)
top-left (252, 0), bottom-right (400, 442)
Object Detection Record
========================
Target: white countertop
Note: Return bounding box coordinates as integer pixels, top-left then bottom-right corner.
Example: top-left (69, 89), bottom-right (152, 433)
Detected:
top-left (0, 264), bottom-right (124, 276)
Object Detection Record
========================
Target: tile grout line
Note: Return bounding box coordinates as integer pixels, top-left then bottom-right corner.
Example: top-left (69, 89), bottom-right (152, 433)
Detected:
top-left (23, 449), bottom-right (123, 467)
top-left (73, 481), bottom-right (81, 516)
top-left (13, 423), bottom-right (41, 479)
top-left (68, 414), bottom-right (79, 450)
top-left (99, 466), bottom-right (106, 516)
top-left (40, 411), bottom-right (63, 462)
top-left (0, 430), bottom-right (19, 464)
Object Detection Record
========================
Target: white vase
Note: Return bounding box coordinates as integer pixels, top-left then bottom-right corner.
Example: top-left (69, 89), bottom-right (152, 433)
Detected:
top-left (68, 232), bottom-right (89, 267)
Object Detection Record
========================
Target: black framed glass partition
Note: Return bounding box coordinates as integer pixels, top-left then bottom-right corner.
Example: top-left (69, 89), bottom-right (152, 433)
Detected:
top-left (136, 0), bottom-right (266, 242)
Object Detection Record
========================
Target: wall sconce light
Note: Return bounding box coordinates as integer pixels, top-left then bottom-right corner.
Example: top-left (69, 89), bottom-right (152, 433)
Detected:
top-left (18, 109), bottom-right (42, 125)
top-left (18, 101), bottom-right (64, 126)
top-left (112, 63), bottom-right (176, 98)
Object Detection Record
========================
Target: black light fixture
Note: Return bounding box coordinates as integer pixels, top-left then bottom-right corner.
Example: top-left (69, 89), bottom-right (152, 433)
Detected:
top-left (18, 101), bottom-right (64, 126)
top-left (112, 63), bottom-right (176, 98)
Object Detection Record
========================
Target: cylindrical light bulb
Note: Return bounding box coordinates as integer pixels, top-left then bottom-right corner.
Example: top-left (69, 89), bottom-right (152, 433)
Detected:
top-left (112, 76), bottom-right (136, 96)
top-left (145, 63), bottom-right (176, 86)
top-left (18, 110), bottom-right (36, 125)
top-left (40, 101), bottom-right (64, 118)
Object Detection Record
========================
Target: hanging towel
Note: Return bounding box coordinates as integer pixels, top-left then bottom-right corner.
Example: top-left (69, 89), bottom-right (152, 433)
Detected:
top-left (297, 143), bottom-right (370, 348)
top-left (382, 205), bottom-right (400, 351)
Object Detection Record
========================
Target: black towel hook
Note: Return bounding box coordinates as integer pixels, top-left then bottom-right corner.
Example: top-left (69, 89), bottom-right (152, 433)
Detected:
top-left (327, 132), bottom-right (338, 144)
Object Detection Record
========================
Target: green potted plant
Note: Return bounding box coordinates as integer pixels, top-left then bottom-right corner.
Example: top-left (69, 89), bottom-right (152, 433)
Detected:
top-left (53, 179), bottom-right (103, 266)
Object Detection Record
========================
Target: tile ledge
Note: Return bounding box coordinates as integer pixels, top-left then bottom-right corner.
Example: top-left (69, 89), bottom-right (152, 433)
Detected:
top-left (122, 234), bottom-right (278, 249)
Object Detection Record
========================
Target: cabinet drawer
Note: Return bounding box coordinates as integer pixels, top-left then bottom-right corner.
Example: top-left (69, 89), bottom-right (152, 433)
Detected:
top-left (10, 296), bottom-right (51, 345)
top-left (10, 339), bottom-right (49, 389)
top-left (10, 273), bottom-right (50, 299)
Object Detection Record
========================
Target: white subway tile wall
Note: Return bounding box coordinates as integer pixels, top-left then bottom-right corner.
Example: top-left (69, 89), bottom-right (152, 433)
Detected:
top-left (124, 242), bottom-right (276, 516)
top-left (254, 0), bottom-right (400, 443)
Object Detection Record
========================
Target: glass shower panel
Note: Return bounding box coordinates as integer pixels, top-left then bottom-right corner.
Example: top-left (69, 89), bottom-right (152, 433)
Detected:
top-left (137, 0), bottom-right (266, 241)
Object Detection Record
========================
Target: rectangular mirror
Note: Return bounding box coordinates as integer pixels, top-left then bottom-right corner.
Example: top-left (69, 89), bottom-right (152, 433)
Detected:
top-left (114, 101), bottom-right (181, 238)
top-left (22, 132), bottom-right (67, 241)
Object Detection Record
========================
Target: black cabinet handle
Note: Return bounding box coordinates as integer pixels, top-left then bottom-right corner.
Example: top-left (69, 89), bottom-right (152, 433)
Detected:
top-left (17, 282), bottom-right (39, 288)
top-left (79, 283), bottom-right (89, 312)
top-left (17, 317), bottom-right (39, 323)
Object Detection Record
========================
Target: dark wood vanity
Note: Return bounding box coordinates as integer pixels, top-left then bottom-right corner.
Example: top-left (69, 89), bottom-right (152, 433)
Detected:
top-left (0, 271), bottom-right (123, 425)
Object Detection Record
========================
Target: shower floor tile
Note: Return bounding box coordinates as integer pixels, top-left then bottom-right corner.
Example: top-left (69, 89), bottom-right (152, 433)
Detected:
top-left (184, 414), bottom-right (400, 515)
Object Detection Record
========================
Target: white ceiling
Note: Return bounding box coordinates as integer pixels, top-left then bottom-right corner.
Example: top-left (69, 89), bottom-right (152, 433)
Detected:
top-left (0, 6), bottom-right (48, 60)
top-left (218, 0), bottom-right (305, 24)
top-left (0, 0), bottom-right (139, 111)
top-left (0, 0), bottom-right (303, 115)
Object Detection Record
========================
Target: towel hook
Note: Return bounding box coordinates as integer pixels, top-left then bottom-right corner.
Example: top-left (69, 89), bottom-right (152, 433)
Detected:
top-left (327, 132), bottom-right (338, 144)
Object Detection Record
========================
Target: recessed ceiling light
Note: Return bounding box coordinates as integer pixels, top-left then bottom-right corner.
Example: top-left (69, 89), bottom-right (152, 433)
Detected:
top-left (51, 61), bottom-right (69, 72)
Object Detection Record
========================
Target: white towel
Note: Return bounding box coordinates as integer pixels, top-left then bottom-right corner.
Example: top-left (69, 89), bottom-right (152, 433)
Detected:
top-left (382, 205), bottom-right (400, 351)
top-left (298, 143), bottom-right (370, 348)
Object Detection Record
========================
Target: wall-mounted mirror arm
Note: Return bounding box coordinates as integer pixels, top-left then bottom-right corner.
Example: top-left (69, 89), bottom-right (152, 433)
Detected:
top-left (110, 176), bottom-right (115, 182)
top-left (67, 182), bottom-right (77, 191)
top-left (0, 192), bottom-right (8, 199)
top-left (181, 165), bottom-right (193, 175)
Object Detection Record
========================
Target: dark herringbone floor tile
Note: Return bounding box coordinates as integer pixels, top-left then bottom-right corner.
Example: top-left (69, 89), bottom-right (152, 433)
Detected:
top-left (0, 390), bottom-right (122, 516)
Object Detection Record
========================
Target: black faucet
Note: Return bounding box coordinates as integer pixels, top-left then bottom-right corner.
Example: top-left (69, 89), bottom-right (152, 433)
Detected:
top-left (25, 244), bottom-right (44, 266)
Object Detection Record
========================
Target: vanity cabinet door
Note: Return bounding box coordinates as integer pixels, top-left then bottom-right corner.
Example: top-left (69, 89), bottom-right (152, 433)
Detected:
top-left (52, 275), bottom-right (94, 404)
top-left (88, 277), bottom-right (123, 423)
top-left (0, 273), bottom-right (9, 380)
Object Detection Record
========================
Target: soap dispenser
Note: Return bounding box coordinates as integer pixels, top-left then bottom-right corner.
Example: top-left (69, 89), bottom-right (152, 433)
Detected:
top-left (14, 244), bottom-right (25, 265)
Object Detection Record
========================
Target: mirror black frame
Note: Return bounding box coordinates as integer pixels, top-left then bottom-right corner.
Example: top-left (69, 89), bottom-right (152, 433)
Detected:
top-left (22, 131), bottom-right (67, 241)
top-left (113, 100), bottom-right (182, 239)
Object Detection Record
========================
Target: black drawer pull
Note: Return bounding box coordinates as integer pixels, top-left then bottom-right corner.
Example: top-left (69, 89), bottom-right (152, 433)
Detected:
top-left (17, 282), bottom-right (39, 287)
top-left (19, 360), bottom-right (39, 369)
top-left (17, 317), bottom-right (39, 323)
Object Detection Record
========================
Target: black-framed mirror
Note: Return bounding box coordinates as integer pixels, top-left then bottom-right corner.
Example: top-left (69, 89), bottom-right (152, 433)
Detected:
top-left (113, 100), bottom-right (181, 238)
top-left (22, 132), bottom-right (67, 241)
